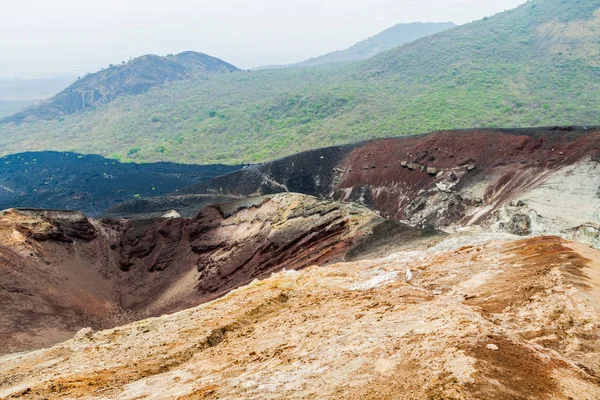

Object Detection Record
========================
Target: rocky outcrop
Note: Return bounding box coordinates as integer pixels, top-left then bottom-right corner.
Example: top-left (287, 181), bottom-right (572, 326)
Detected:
top-left (0, 193), bottom-right (425, 354)
top-left (10, 209), bottom-right (98, 242)
top-left (1, 52), bottom-right (239, 123)
top-left (113, 194), bottom-right (383, 308)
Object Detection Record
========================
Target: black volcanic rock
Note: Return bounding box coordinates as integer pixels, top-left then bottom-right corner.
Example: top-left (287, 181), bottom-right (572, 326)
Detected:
top-left (2, 51), bottom-right (239, 123)
top-left (0, 151), bottom-right (242, 216)
top-left (104, 144), bottom-right (355, 218)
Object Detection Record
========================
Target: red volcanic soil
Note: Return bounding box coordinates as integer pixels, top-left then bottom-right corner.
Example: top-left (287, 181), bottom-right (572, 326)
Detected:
top-left (333, 127), bottom-right (600, 220)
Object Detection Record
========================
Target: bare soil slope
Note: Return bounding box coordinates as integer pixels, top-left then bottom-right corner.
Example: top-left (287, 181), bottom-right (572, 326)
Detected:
top-left (2, 234), bottom-right (599, 399)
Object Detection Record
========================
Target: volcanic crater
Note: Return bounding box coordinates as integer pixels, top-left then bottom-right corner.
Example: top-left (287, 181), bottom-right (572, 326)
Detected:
top-left (2, 127), bottom-right (600, 399)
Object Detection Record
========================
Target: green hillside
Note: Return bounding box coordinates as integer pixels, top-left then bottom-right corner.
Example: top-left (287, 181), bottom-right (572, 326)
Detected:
top-left (0, 0), bottom-right (598, 164)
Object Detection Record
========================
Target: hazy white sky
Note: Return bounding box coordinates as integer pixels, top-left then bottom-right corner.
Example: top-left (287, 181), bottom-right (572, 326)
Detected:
top-left (0, 0), bottom-right (527, 77)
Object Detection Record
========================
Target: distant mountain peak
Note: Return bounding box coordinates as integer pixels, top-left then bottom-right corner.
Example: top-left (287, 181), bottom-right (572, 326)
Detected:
top-left (295, 21), bottom-right (456, 67)
top-left (2, 51), bottom-right (239, 124)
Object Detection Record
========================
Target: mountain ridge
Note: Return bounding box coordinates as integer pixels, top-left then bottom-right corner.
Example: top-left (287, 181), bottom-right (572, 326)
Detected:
top-left (296, 22), bottom-right (456, 67)
top-left (1, 51), bottom-right (239, 123)
top-left (257, 21), bottom-right (456, 69)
